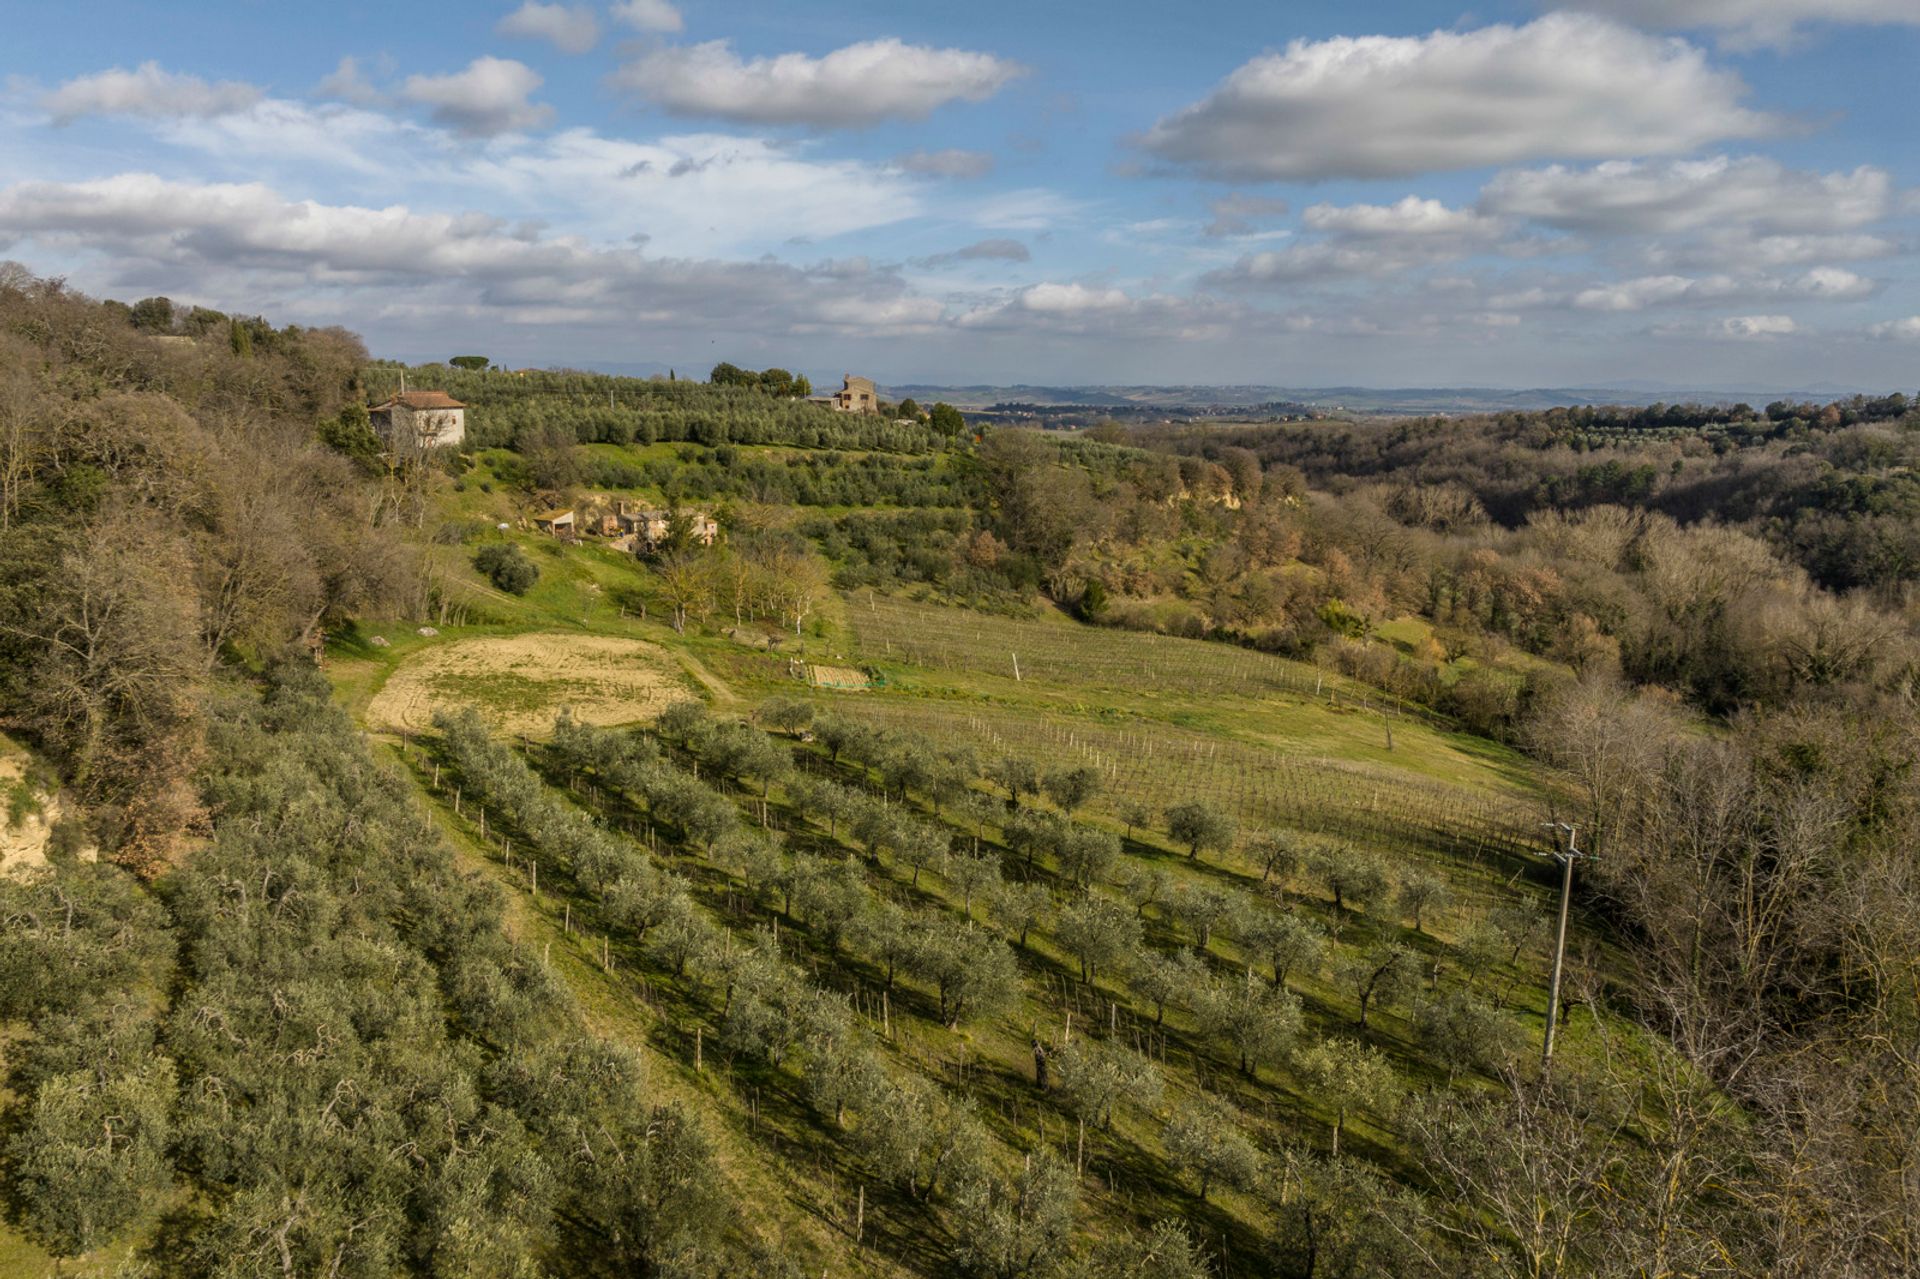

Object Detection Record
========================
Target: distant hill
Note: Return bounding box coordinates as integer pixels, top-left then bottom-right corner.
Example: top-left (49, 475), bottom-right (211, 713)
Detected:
top-left (884, 382), bottom-right (1893, 416)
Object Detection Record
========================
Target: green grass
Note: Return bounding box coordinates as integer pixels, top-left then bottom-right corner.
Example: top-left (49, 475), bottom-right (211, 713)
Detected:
top-left (306, 487), bottom-right (1643, 1276)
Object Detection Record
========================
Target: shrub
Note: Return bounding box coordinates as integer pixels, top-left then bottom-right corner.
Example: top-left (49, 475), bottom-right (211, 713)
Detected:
top-left (474, 542), bottom-right (539, 594)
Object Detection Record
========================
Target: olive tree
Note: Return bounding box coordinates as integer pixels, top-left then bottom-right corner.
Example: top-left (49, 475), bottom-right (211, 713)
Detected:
top-left (1164, 1097), bottom-right (1262, 1201)
top-left (991, 879), bottom-right (1052, 950)
top-left (1308, 843), bottom-right (1391, 917)
top-left (1198, 969), bottom-right (1302, 1078)
top-left (1171, 883), bottom-right (1238, 952)
top-left (1246, 829), bottom-right (1304, 885)
top-left (1042, 765), bottom-right (1101, 816)
top-left (7, 1060), bottom-right (175, 1257)
top-left (1165, 801), bottom-right (1237, 862)
top-left (950, 1149), bottom-right (1079, 1278)
top-left (1243, 909), bottom-right (1327, 988)
top-left (1057, 893), bottom-right (1141, 986)
top-left (1129, 947), bottom-right (1204, 1026)
top-left (1339, 942), bottom-right (1415, 1030)
top-left (1397, 869), bottom-right (1451, 934)
top-left (1294, 1038), bottom-right (1402, 1157)
top-left (1057, 826), bottom-right (1120, 891)
top-left (988, 755), bottom-right (1041, 808)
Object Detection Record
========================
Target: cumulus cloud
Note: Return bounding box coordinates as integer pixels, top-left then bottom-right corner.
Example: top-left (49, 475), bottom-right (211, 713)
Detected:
top-left (316, 56), bottom-right (388, 106)
top-left (497, 2), bottom-right (600, 54)
top-left (1866, 316), bottom-right (1920, 341)
top-left (894, 148), bottom-right (996, 179)
top-left (909, 238), bottom-right (1031, 267)
top-left (1206, 197), bottom-right (1516, 286)
top-left (1302, 197), bottom-right (1509, 240)
top-left (1480, 156), bottom-right (1894, 235)
top-left (402, 57), bottom-right (554, 136)
top-left (43, 62), bottom-right (262, 123)
top-left (1135, 14), bottom-right (1777, 181)
top-left (0, 172), bottom-right (938, 338)
top-left (611, 0), bottom-right (684, 33)
top-left (1205, 194), bottom-right (1290, 238)
top-left (1549, 1), bottom-right (1920, 48)
top-left (610, 38), bottom-right (1023, 128)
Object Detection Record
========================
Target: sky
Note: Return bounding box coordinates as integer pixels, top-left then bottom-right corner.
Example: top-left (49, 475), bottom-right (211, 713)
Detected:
top-left (2, 0), bottom-right (1917, 390)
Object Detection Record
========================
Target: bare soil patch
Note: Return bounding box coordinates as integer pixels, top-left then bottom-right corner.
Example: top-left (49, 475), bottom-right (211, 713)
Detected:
top-left (808, 663), bottom-right (871, 690)
top-left (367, 633), bottom-right (689, 737)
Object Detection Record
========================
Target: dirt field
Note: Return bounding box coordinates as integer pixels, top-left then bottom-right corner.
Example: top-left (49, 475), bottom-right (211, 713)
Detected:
top-left (366, 633), bottom-right (691, 737)
top-left (808, 663), bottom-right (871, 690)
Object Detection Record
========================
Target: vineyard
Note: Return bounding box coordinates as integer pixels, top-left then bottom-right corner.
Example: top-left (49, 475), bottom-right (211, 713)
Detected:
top-left (850, 593), bottom-right (1360, 703)
top-left (808, 695), bottom-right (1545, 883)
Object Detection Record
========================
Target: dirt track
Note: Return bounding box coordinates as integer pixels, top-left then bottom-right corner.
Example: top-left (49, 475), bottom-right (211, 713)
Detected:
top-left (366, 633), bottom-right (690, 737)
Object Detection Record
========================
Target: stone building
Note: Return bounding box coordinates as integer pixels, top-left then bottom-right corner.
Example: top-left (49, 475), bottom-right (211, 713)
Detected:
top-left (369, 390), bottom-right (466, 449)
top-left (828, 374), bottom-right (879, 414)
top-left (617, 503), bottom-right (719, 550)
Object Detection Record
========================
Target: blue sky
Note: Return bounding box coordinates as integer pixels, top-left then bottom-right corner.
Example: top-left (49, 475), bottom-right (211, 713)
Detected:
top-left (3, 0), bottom-right (1916, 388)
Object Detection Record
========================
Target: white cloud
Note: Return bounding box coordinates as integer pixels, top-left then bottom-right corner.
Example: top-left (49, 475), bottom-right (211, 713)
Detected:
top-left (316, 56), bottom-right (388, 106)
top-left (1206, 197), bottom-right (1516, 285)
top-left (894, 148), bottom-right (996, 179)
top-left (43, 62), bottom-right (262, 123)
top-left (1480, 156), bottom-right (1894, 235)
top-left (1648, 314), bottom-right (1801, 339)
top-left (402, 57), bottom-right (554, 136)
top-left (1866, 316), bottom-right (1920, 341)
top-left (611, 0), bottom-right (684, 33)
top-left (1719, 314), bottom-right (1796, 337)
top-left (1135, 14), bottom-right (1777, 181)
top-left (1644, 231), bottom-right (1899, 271)
top-left (1572, 267), bottom-right (1874, 311)
top-left (610, 38), bottom-right (1023, 128)
top-left (1302, 197), bottom-right (1508, 240)
top-left (0, 172), bottom-right (935, 338)
top-left (483, 129), bottom-right (927, 255)
top-left (497, 2), bottom-right (600, 54)
top-left (953, 283), bottom-right (1234, 340)
top-left (1552, 1), bottom-right (1920, 49)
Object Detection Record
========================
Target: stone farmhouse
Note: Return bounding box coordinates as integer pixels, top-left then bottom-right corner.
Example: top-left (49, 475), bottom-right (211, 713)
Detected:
top-left (811, 374), bottom-right (879, 414)
top-left (370, 390), bottom-right (466, 449)
top-left (616, 503), bottom-right (719, 550)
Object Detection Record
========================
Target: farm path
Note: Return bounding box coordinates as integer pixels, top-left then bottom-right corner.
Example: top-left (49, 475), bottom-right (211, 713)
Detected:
top-left (672, 645), bottom-right (743, 709)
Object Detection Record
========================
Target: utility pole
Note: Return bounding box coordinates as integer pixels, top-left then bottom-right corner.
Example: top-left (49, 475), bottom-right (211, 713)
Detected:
top-left (1540, 822), bottom-right (1591, 1076)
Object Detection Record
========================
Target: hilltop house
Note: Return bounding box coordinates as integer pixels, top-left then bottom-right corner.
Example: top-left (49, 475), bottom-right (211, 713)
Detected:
top-left (812, 374), bottom-right (878, 414)
top-left (370, 390), bottom-right (466, 449)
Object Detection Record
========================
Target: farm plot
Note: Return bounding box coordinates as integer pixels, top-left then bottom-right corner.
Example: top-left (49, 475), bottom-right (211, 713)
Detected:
top-left (849, 593), bottom-right (1409, 711)
top-left (366, 633), bottom-right (689, 737)
top-left (825, 695), bottom-right (1543, 866)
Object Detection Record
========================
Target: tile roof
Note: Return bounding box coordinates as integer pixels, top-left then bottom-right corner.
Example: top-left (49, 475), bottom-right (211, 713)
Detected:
top-left (374, 390), bottom-right (466, 410)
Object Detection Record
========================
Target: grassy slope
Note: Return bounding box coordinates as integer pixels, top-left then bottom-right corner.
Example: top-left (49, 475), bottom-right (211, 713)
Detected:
top-left (293, 461), bottom-right (1654, 1275)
